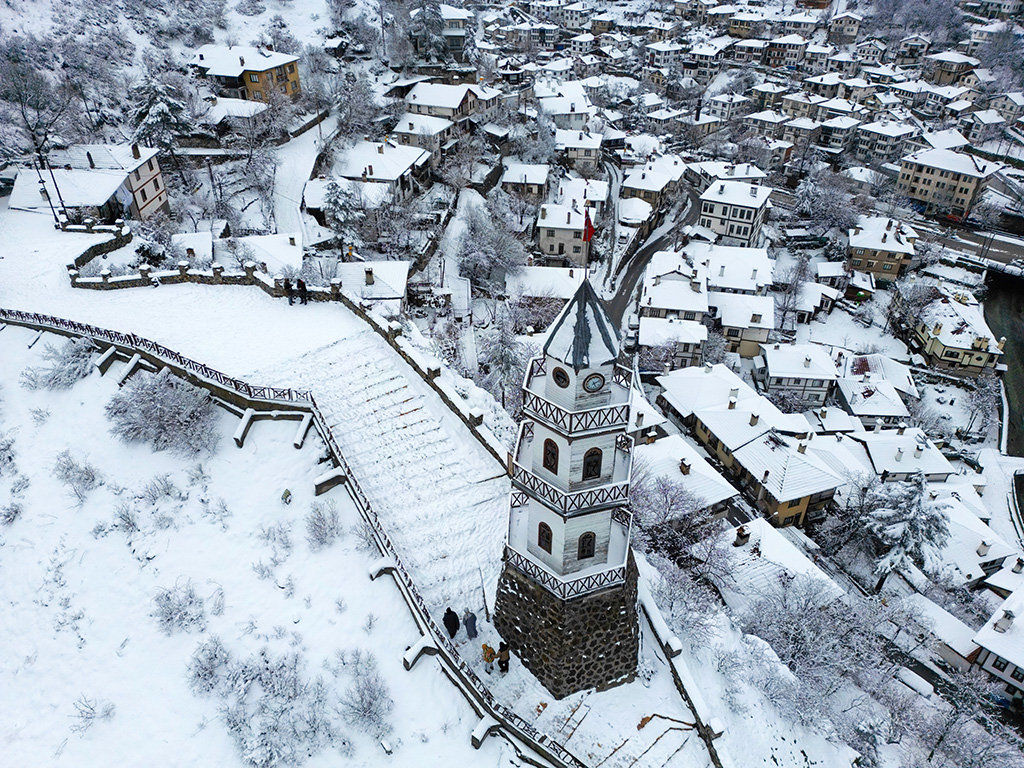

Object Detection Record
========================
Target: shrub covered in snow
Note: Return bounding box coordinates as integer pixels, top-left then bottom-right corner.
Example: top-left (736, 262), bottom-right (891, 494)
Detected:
top-left (305, 499), bottom-right (342, 551)
top-left (188, 636), bottom-right (233, 696)
top-left (0, 430), bottom-right (15, 477)
top-left (0, 501), bottom-right (22, 525)
top-left (337, 650), bottom-right (393, 737)
top-left (20, 338), bottom-right (97, 391)
top-left (152, 580), bottom-right (207, 635)
top-left (53, 449), bottom-right (102, 503)
top-left (105, 369), bottom-right (220, 457)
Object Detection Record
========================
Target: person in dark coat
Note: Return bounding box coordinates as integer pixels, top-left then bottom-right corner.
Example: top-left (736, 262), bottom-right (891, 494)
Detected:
top-left (463, 609), bottom-right (477, 639)
top-left (297, 278), bottom-right (308, 305)
top-left (442, 607), bottom-right (460, 639)
top-left (283, 278), bottom-right (294, 305)
top-left (497, 642), bottom-right (510, 674)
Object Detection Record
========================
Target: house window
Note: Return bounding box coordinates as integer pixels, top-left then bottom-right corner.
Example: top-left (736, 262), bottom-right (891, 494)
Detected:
top-left (583, 448), bottom-right (602, 480)
top-left (292, 81), bottom-right (299, 92)
top-left (543, 439), bottom-right (559, 473)
top-left (140, 188), bottom-right (148, 202)
top-left (574, 231), bottom-right (582, 239)
top-left (250, 74), bottom-right (259, 83)
top-left (782, 514), bottom-right (798, 526)
top-left (287, 64), bottom-right (295, 73)
top-left (788, 498), bottom-right (801, 508)
top-left (577, 532), bottom-right (596, 559)
top-left (684, 311), bottom-right (696, 321)
top-left (993, 657), bottom-right (1010, 672)
top-left (573, 246), bottom-right (582, 254)
top-left (883, 263), bottom-right (893, 270)
top-left (1012, 668), bottom-right (1024, 682)
top-left (253, 91), bottom-right (263, 100)
top-left (727, 329), bottom-right (740, 337)
top-left (547, 229), bottom-right (555, 237)
top-left (538, 522), bottom-right (553, 553)
top-left (147, 159), bottom-right (154, 172)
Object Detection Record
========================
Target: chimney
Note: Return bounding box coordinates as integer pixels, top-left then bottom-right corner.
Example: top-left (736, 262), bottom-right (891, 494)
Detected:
top-left (86, 151), bottom-right (95, 169)
top-left (750, 413), bottom-right (759, 426)
top-left (365, 267), bottom-right (374, 285)
top-left (875, 418), bottom-right (883, 432)
top-left (569, 269), bottom-right (574, 277)
top-left (541, 207), bottom-right (547, 220)
top-left (762, 469), bottom-right (770, 483)
top-left (368, 164), bottom-right (374, 175)
top-left (897, 422), bottom-right (907, 435)
top-left (728, 397), bottom-right (737, 410)
top-left (679, 458), bottom-right (691, 475)
top-left (199, 53), bottom-right (204, 60)
top-left (804, 355), bottom-right (811, 368)
top-left (636, 412), bottom-right (644, 427)
top-left (886, 219), bottom-right (893, 231)
top-left (751, 268), bottom-right (758, 280)
top-left (797, 442), bottom-right (807, 454)
top-left (377, 144), bottom-right (384, 154)
top-left (131, 144), bottom-right (141, 160)
top-left (704, 362), bottom-right (713, 373)
top-left (719, 265), bottom-right (726, 276)
top-left (186, 247), bottom-right (195, 258)
top-left (1013, 557), bottom-right (1023, 574)
top-left (567, 211), bottom-right (572, 224)
top-left (977, 541), bottom-right (991, 557)
top-left (733, 525), bottom-right (750, 546)
top-left (819, 406), bottom-right (827, 419)
top-left (239, 56), bottom-right (245, 66)
top-left (993, 610), bottom-right (1015, 633)
top-left (409, 122), bottom-right (415, 130)
top-left (933, 323), bottom-right (942, 335)
top-left (749, 186), bottom-right (757, 197)
top-left (719, 183), bottom-right (725, 194)
top-left (882, 232), bottom-right (887, 242)
top-left (729, 387), bottom-right (739, 399)
top-left (895, 447), bottom-right (904, 462)
top-left (999, 337), bottom-right (1007, 350)
top-left (914, 444), bottom-right (922, 458)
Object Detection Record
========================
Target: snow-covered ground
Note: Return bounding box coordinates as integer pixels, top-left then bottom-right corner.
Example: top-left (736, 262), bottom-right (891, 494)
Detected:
top-left (0, 324), bottom-right (509, 768)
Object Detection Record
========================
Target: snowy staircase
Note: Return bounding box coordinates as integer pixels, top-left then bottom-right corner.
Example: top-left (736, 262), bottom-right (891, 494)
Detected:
top-left (261, 328), bottom-right (509, 613)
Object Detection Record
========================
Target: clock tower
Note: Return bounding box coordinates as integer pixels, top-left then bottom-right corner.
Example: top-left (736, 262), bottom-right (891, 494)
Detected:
top-left (493, 280), bottom-right (639, 699)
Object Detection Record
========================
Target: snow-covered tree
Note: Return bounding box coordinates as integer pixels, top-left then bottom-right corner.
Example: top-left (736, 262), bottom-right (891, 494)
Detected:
top-left (456, 204), bottom-right (523, 294)
top-left (481, 313), bottom-right (525, 408)
top-left (866, 473), bottom-right (950, 581)
top-left (702, 329), bottom-right (728, 365)
top-left (967, 371), bottom-right (1001, 435)
top-left (129, 78), bottom-right (193, 164)
top-left (793, 171), bottom-right (859, 235)
top-left (0, 34), bottom-right (78, 157)
top-left (20, 338), bottom-right (97, 391)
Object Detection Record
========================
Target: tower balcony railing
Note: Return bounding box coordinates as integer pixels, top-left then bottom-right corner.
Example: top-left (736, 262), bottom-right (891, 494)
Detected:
top-left (512, 421), bottom-right (633, 514)
top-left (503, 545), bottom-right (628, 599)
top-left (522, 357), bottom-right (634, 435)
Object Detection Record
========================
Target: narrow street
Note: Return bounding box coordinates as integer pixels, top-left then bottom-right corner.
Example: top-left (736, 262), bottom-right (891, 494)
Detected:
top-left (606, 185), bottom-right (701, 324)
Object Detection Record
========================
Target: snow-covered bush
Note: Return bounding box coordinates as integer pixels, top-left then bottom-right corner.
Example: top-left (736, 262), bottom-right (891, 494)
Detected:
top-left (337, 651), bottom-right (393, 737)
top-left (105, 369), bottom-right (220, 457)
top-left (305, 499), bottom-right (342, 551)
top-left (188, 636), bottom-right (233, 696)
top-left (0, 502), bottom-right (22, 525)
top-left (53, 450), bottom-right (102, 503)
top-left (69, 695), bottom-right (116, 734)
top-left (20, 338), bottom-right (97, 391)
top-left (142, 473), bottom-right (185, 505)
top-left (234, 0), bottom-right (266, 16)
top-left (152, 581), bottom-right (207, 635)
top-left (0, 430), bottom-right (15, 477)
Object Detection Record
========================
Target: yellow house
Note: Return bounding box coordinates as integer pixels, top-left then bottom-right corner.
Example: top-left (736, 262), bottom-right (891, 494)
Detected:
top-left (191, 44), bottom-right (301, 101)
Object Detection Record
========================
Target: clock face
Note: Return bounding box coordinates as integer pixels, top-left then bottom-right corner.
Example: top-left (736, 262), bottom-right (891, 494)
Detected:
top-left (583, 373), bottom-right (605, 393)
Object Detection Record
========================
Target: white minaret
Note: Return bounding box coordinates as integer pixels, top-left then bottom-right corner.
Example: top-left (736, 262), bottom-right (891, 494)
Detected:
top-left (495, 280), bottom-right (638, 699)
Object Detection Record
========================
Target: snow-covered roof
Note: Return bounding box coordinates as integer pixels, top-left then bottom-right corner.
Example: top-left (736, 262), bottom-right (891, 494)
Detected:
top-left (501, 162), bottom-right (550, 186)
top-left (712, 292), bottom-right (775, 330)
top-left (303, 177), bottom-right (391, 210)
top-left (233, 233), bottom-right (304, 274)
top-left (848, 428), bottom-right (954, 478)
top-left (699, 181), bottom-right (772, 208)
top-left (760, 343), bottom-right (837, 381)
top-left (49, 144), bottom-right (159, 173)
top-left (542, 280), bottom-right (620, 370)
top-left (406, 82), bottom-right (500, 109)
top-left (849, 216), bottom-right (918, 255)
top-left (859, 120), bottom-right (917, 138)
top-left (688, 161), bottom-right (766, 184)
top-left (554, 129), bottom-right (603, 150)
top-left (618, 197), bottom-right (653, 225)
top-left (506, 266), bottom-right (585, 300)
top-left (336, 261), bottom-right (410, 303)
top-left (975, 586), bottom-right (1024, 671)
top-left (935, 496), bottom-right (1016, 585)
top-left (333, 141), bottom-right (430, 183)
top-left (837, 377), bottom-right (909, 419)
top-left (919, 291), bottom-right (1002, 355)
top-left (170, 231), bottom-right (213, 261)
top-left (984, 558), bottom-right (1024, 595)
top-left (410, 3), bottom-right (473, 20)
top-left (639, 316), bottom-right (708, 347)
top-left (733, 430), bottom-right (844, 503)
top-left (556, 178), bottom-right (609, 207)
top-left (393, 112), bottom-right (454, 136)
top-left (840, 353), bottom-right (919, 399)
top-left (745, 109), bottom-right (789, 125)
top-left (634, 434), bottom-right (737, 509)
top-left (200, 97), bottom-right (268, 124)
top-left (537, 203), bottom-right (589, 230)
top-left (717, 518), bottom-right (844, 611)
top-left (904, 593), bottom-right (978, 659)
top-left (191, 44), bottom-right (298, 77)
top-left (900, 148), bottom-right (1001, 178)
top-left (9, 167), bottom-right (126, 211)
top-left (678, 242), bottom-right (774, 293)
top-left (926, 51), bottom-right (980, 66)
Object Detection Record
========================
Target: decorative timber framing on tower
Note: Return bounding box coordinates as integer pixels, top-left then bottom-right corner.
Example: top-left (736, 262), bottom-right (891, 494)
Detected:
top-left (494, 280), bottom-right (640, 699)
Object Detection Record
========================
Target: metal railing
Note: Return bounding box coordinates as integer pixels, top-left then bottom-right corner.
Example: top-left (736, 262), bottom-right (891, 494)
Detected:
top-left (512, 462), bottom-right (630, 514)
top-left (0, 308), bottom-right (588, 768)
top-left (503, 546), bottom-right (628, 600)
top-left (523, 389), bottom-right (629, 433)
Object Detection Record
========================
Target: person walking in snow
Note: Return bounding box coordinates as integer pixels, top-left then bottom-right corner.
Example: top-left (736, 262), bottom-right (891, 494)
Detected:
top-left (283, 278), bottom-right (294, 305)
top-left (498, 642), bottom-right (510, 674)
top-left (443, 607), bottom-right (460, 639)
top-left (482, 643), bottom-right (496, 674)
top-left (463, 609), bottom-right (478, 639)
top-left (297, 278), bottom-right (308, 305)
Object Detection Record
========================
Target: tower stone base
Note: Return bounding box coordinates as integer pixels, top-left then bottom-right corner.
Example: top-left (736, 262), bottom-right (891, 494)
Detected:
top-left (493, 553), bottom-right (639, 700)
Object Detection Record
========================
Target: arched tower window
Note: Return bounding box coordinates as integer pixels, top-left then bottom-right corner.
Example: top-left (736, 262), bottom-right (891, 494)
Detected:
top-left (582, 448), bottom-right (602, 480)
top-left (543, 439), bottom-right (559, 473)
top-left (538, 522), bottom-right (553, 553)
top-left (578, 531), bottom-right (596, 559)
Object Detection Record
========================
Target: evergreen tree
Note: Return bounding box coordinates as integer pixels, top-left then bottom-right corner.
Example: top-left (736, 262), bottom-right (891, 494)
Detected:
top-left (867, 472), bottom-right (951, 581)
top-left (130, 79), bottom-right (193, 153)
top-left (410, 0), bottom-right (449, 63)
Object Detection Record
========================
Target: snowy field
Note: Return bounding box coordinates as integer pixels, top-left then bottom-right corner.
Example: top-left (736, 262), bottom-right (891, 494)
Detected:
top-left (0, 323), bottom-right (507, 767)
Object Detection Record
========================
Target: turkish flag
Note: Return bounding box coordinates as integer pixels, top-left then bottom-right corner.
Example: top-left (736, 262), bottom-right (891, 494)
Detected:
top-left (583, 208), bottom-right (595, 243)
